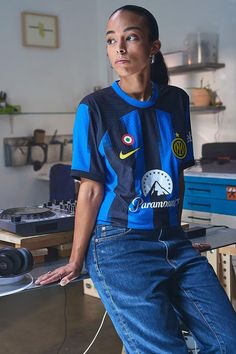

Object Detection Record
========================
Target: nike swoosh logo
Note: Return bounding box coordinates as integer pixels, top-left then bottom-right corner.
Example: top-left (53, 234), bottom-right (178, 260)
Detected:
top-left (119, 148), bottom-right (141, 160)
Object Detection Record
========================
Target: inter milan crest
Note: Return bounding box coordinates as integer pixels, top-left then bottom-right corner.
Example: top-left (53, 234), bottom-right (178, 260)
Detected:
top-left (171, 133), bottom-right (187, 159)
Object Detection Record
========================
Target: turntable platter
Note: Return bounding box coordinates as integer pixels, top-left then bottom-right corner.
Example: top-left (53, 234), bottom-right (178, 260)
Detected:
top-left (0, 207), bottom-right (55, 219)
top-left (0, 273), bottom-right (33, 297)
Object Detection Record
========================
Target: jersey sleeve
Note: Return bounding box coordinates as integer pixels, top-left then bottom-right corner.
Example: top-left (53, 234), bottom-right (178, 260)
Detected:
top-left (71, 103), bottom-right (106, 183)
top-left (180, 93), bottom-right (195, 170)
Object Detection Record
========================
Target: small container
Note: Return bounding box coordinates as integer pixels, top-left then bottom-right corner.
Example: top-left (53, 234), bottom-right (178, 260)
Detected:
top-left (47, 143), bottom-right (61, 163)
top-left (184, 32), bottom-right (219, 64)
top-left (33, 129), bottom-right (45, 144)
top-left (61, 142), bottom-right (72, 162)
top-left (163, 51), bottom-right (188, 68)
top-left (4, 145), bottom-right (29, 166)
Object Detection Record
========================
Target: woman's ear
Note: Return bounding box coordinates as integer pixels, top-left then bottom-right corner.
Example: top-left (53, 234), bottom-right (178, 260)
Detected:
top-left (151, 39), bottom-right (161, 56)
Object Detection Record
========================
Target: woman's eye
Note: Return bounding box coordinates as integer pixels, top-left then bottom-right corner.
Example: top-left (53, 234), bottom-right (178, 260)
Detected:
top-left (127, 34), bottom-right (138, 41)
top-left (106, 38), bottom-right (116, 45)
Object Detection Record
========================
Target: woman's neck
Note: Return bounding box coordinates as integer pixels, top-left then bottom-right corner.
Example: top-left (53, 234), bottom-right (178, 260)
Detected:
top-left (118, 75), bottom-right (153, 101)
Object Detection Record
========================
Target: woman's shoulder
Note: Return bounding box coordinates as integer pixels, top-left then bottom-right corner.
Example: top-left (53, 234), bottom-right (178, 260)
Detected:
top-left (80, 86), bottom-right (114, 106)
top-left (156, 84), bottom-right (190, 113)
top-left (157, 84), bottom-right (190, 109)
top-left (158, 84), bottom-right (189, 100)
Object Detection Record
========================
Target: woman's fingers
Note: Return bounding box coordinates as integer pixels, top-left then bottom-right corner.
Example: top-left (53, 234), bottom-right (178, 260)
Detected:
top-left (35, 266), bottom-right (65, 285)
top-left (35, 270), bottom-right (63, 285)
top-left (35, 264), bottom-right (81, 286)
top-left (192, 242), bottom-right (211, 252)
top-left (59, 271), bottom-right (80, 286)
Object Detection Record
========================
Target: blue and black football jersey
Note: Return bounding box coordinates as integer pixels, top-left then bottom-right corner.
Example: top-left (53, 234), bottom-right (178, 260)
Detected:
top-left (71, 81), bottom-right (195, 229)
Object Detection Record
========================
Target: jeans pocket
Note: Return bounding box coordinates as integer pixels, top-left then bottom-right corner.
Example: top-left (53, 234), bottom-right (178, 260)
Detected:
top-left (96, 225), bottom-right (132, 243)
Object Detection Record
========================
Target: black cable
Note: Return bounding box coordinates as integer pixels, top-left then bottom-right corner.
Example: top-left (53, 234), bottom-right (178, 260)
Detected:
top-left (205, 225), bottom-right (229, 230)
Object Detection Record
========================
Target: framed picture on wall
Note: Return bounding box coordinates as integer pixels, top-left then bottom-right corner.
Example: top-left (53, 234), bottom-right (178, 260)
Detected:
top-left (21, 12), bottom-right (59, 48)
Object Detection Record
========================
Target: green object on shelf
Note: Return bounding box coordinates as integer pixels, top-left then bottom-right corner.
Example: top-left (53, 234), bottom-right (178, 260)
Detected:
top-left (0, 105), bottom-right (21, 114)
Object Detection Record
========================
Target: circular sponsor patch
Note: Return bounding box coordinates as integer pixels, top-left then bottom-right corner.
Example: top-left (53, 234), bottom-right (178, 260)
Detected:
top-left (122, 134), bottom-right (134, 146)
top-left (172, 137), bottom-right (187, 159)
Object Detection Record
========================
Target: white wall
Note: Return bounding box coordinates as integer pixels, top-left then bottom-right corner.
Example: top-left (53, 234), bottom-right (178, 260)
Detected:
top-left (0, 0), bottom-right (100, 208)
top-left (96, 0), bottom-right (236, 158)
top-left (1, 0), bottom-right (236, 209)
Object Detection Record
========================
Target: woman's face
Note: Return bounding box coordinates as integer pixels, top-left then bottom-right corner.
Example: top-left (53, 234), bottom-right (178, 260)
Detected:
top-left (106, 10), bottom-right (159, 78)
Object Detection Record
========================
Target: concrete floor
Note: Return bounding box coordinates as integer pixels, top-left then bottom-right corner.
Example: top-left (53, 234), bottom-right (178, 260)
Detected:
top-left (0, 282), bottom-right (123, 354)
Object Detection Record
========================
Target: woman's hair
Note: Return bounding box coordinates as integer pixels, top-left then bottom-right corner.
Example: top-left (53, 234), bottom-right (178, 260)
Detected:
top-left (109, 5), bottom-right (169, 85)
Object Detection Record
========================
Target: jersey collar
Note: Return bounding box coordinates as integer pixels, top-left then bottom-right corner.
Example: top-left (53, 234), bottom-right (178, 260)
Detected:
top-left (112, 80), bottom-right (158, 108)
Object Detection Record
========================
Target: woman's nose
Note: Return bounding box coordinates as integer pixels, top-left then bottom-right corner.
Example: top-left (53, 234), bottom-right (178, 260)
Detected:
top-left (116, 48), bottom-right (126, 53)
top-left (116, 41), bottom-right (127, 54)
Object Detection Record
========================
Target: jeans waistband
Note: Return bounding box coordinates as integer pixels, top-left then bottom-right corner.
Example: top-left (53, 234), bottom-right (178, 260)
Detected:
top-left (94, 224), bottom-right (185, 241)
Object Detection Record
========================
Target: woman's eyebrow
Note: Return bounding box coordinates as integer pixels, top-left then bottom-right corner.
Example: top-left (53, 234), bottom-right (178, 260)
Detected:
top-left (106, 26), bottom-right (142, 36)
top-left (124, 26), bottom-right (142, 32)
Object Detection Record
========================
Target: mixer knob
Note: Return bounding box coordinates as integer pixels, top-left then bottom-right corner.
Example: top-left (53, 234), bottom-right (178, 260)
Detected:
top-left (47, 201), bottom-right (52, 207)
top-left (43, 203), bottom-right (47, 208)
top-left (10, 216), bottom-right (21, 223)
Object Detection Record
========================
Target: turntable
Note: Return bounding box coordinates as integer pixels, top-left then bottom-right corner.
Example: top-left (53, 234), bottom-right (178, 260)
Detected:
top-left (0, 201), bottom-right (76, 236)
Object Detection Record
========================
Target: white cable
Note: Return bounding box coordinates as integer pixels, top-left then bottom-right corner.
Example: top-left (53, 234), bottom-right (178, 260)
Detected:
top-left (193, 337), bottom-right (198, 353)
top-left (182, 330), bottom-right (199, 353)
top-left (82, 311), bottom-right (107, 354)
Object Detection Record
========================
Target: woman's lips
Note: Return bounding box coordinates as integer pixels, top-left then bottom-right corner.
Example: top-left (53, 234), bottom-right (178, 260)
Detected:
top-left (115, 59), bottom-right (130, 64)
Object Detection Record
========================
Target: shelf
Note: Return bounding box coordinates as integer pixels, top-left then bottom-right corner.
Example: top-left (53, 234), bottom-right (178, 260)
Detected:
top-left (190, 105), bottom-right (226, 114)
top-left (0, 112), bottom-right (75, 115)
top-left (4, 134), bottom-right (72, 167)
top-left (169, 63), bottom-right (225, 75)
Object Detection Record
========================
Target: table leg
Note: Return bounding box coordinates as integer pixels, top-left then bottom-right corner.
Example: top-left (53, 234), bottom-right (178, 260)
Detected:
top-left (207, 249), bottom-right (220, 275)
top-left (207, 246), bottom-right (236, 309)
top-left (219, 252), bottom-right (232, 301)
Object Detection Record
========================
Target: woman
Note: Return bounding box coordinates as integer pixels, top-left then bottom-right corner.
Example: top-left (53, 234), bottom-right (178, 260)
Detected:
top-left (36, 5), bottom-right (236, 353)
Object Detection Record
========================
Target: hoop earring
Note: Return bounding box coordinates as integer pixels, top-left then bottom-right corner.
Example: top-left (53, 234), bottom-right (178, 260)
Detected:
top-left (151, 54), bottom-right (155, 64)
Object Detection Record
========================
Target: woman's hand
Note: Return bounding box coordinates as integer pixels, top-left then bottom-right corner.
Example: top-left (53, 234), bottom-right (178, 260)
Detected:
top-left (192, 242), bottom-right (211, 252)
top-left (35, 261), bottom-right (82, 286)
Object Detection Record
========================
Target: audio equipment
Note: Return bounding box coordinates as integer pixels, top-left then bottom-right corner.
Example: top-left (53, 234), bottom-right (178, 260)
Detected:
top-left (0, 200), bottom-right (76, 236)
top-left (0, 247), bottom-right (34, 277)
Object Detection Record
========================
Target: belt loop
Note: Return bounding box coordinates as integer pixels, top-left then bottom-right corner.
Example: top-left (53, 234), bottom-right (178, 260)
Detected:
top-left (95, 225), bottom-right (106, 238)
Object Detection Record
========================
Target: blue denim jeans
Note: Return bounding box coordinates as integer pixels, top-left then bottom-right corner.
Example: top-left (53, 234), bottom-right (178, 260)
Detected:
top-left (85, 225), bottom-right (236, 354)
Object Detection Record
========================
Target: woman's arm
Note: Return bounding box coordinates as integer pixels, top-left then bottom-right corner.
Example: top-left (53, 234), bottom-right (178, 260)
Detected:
top-left (35, 178), bottom-right (104, 286)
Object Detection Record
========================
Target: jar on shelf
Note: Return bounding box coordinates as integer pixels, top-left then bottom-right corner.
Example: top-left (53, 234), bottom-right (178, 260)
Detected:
top-left (184, 32), bottom-right (219, 65)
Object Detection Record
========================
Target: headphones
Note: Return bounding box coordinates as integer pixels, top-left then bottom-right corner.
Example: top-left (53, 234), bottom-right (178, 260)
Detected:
top-left (0, 247), bottom-right (34, 277)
